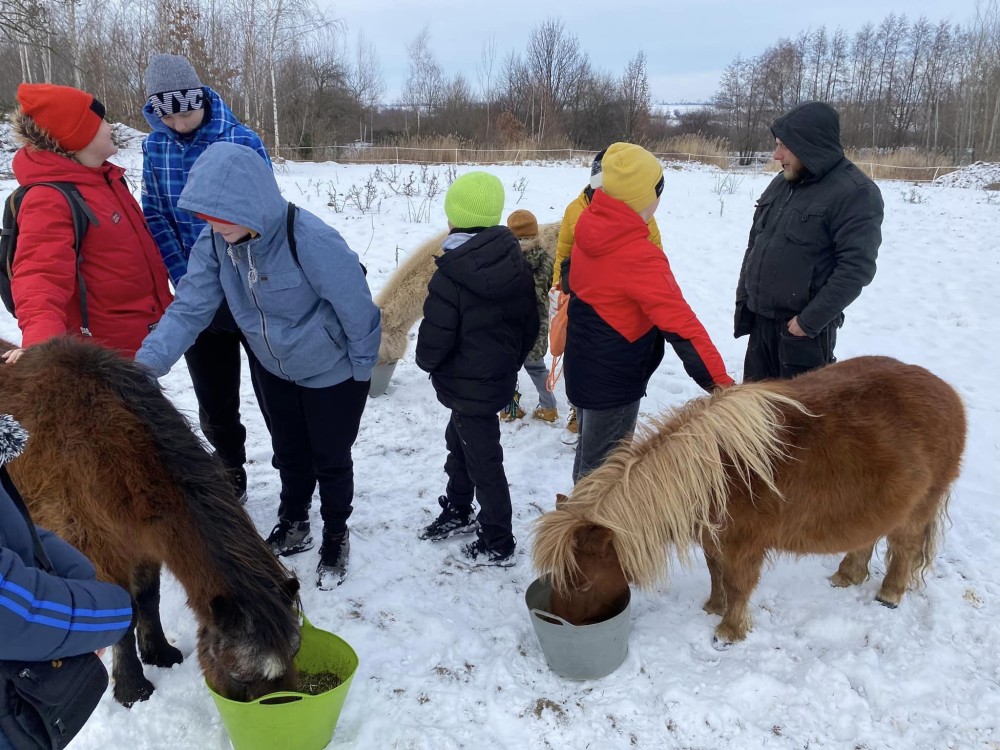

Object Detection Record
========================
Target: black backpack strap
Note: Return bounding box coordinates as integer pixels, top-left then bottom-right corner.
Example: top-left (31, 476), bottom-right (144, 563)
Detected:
top-left (286, 202), bottom-right (299, 267)
top-left (0, 466), bottom-right (55, 573)
top-left (285, 201), bottom-right (366, 277)
top-left (16, 183), bottom-right (96, 336)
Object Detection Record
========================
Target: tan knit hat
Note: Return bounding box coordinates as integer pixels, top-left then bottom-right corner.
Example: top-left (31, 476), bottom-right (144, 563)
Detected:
top-left (506, 209), bottom-right (538, 239)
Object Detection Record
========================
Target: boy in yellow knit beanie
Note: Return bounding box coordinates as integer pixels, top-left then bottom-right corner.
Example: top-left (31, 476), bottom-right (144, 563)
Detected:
top-left (564, 142), bottom-right (734, 483)
top-left (416, 172), bottom-right (540, 566)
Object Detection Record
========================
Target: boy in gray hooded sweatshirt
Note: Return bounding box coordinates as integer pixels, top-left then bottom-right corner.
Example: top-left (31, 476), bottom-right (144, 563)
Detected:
top-left (135, 142), bottom-right (381, 590)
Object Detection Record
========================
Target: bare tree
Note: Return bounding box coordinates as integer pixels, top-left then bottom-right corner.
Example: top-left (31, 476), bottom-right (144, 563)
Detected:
top-left (402, 26), bottom-right (444, 135)
top-left (477, 33), bottom-right (497, 142)
top-left (346, 29), bottom-right (384, 141)
top-left (620, 51), bottom-right (650, 142)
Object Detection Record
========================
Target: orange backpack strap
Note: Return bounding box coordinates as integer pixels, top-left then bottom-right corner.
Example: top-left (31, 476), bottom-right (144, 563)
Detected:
top-left (546, 290), bottom-right (570, 391)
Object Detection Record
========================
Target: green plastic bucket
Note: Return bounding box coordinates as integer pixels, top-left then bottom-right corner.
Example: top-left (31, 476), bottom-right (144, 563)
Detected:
top-left (525, 576), bottom-right (631, 680)
top-left (209, 615), bottom-right (358, 750)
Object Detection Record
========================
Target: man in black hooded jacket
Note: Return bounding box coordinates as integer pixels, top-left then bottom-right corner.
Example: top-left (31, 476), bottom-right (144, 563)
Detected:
top-left (735, 101), bottom-right (883, 381)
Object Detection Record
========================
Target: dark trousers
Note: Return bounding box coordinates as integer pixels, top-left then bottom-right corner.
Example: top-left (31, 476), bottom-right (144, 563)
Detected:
top-left (444, 412), bottom-right (513, 548)
top-left (183, 303), bottom-right (265, 471)
top-left (252, 361), bottom-right (369, 537)
top-left (742, 313), bottom-right (838, 382)
top-left (572, 400), bottom-right (641, 484)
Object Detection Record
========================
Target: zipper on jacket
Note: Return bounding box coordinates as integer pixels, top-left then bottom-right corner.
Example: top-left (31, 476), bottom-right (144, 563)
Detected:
top-left (751, 184), bottom-right (795, 303)
top-left (243, 243), bottom-right (290, 380)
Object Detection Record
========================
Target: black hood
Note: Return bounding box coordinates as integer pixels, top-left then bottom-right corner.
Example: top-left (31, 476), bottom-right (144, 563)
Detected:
top-left (436, 226), bottom-right (529, 301)
top-left (770, 101), bottom-right (845, 179)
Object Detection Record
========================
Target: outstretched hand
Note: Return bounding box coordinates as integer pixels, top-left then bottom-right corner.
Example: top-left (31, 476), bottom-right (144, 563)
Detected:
top-left (1, 348), bottom-right (25, 364)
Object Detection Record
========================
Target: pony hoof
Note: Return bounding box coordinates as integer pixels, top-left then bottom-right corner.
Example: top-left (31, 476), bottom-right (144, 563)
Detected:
top-left (114, 678), bottom-right (155, 707)
top-left (711, 635), bottom-right (734, 652)
top-left (875, 595), bottom-right (898, 609)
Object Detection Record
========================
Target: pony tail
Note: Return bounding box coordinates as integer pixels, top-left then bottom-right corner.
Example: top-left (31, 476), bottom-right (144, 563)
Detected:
top-left (531, 508), bottom-right (588, 596)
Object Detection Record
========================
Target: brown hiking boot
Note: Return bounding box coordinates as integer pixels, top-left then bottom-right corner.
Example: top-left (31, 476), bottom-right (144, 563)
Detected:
top-left (532, 406), bottom-right (558, 422)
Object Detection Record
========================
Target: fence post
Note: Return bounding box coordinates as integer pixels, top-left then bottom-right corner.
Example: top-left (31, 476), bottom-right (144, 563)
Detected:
top-left (395, 146), bottom-right (399, 165)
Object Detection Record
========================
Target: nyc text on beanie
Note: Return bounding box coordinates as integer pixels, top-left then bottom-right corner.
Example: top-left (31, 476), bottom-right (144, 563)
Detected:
top-left (600, 142), bottom-right (664, 214)
top-left (16, 83), bottom-right (105, 152)
top-left (145, 54), bottom-right (205, 116)
top-left (444, 172), bottom-right (505, 229)
top-left (506, 209), bottom-right (538, 239)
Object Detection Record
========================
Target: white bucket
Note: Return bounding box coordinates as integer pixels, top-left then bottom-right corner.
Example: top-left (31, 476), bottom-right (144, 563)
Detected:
top-left (525, 576), bottom-right (631, 680)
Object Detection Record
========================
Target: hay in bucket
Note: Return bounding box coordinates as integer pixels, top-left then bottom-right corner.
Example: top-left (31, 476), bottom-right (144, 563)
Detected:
top-left (209, 614), bottom-right (358, 750)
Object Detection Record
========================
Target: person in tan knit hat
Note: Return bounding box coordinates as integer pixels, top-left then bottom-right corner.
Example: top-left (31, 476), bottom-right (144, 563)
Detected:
top-left (500, 209), bottom-right (558, 424)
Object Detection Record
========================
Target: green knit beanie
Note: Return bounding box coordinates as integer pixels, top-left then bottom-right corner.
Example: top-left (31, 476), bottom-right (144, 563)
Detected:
top-left (444, 171), bottom-right (505, 229)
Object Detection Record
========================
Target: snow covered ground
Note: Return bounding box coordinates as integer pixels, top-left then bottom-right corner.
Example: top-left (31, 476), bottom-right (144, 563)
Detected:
top-left (0, 145), bottom-right (997, 750)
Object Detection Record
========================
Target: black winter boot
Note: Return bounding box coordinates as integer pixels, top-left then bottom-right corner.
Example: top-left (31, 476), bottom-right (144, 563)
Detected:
top-left (418, 496), bottom-right (477, 541)
top-left (317, 529), bottom-right (350, 590)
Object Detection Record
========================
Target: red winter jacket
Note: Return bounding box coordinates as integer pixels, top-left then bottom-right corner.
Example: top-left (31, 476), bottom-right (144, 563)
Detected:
top-left (565, 189), bottom-right (733, 409)
top-left (10, 148), bottom-right (172, 356)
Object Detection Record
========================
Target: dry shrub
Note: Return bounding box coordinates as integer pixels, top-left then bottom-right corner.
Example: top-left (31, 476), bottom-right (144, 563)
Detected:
top-left (846, 149), bottom-right (958, 182)
top-left (330, 134), bottom-right (578, 165)
top-left (647, 133), bottom-right (731, 169)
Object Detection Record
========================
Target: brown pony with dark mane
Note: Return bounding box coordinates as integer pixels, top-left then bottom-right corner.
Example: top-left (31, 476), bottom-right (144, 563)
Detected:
top-left (533, 356), bottom-right (966, 647)
top-left (0, 337), bottom-right (301, 705)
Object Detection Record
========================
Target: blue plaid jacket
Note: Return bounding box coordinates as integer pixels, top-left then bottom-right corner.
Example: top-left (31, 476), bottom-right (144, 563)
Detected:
top-left (141, 87), bottom-right (271, 283)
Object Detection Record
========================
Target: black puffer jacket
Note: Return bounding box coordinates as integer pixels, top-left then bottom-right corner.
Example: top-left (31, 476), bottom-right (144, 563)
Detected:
top-left (736, 101), bottom-right (883, 337)
top-left (416, 227), bottom-right (539, 415)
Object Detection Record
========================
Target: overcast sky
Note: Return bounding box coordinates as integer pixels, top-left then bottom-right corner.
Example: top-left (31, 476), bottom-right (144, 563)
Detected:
top-left (326, 0), bottom-right (981, 104)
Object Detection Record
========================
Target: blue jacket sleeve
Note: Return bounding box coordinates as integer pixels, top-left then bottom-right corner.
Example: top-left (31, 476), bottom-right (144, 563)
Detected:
top-left (142, 138), bottom-right (188, 285)
top-left (0, 543), bottom-right (132, 661)
top-left (37, 527), bottom-right (97, 581)
top-left (135, 230), bottom-right (225, 376)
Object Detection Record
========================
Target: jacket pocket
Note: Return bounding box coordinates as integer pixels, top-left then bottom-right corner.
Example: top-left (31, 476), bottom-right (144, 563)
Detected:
top-left (778, 327), bottom-right (826, 375)
top-left (784, 205), bottom-right (828, 246)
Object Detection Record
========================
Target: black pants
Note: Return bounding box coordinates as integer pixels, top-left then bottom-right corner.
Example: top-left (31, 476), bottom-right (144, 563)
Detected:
top-left (252, 361), bottom-right (369, 537)
top-left (743, 313), bottom-right (837, 382)
top-left (183, 303), bottom-right (266, 471)
top-left (444, 412), bottom-right (513, 548)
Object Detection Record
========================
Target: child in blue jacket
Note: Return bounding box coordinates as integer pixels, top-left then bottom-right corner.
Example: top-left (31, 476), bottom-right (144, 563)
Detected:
top-left (0, 414), bottom-right (132, 747)
top-left (135, 142), bottom-right (381, 590)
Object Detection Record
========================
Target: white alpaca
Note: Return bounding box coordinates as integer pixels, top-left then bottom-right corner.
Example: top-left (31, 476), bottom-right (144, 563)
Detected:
top-left (375, 222), bottom-right (559, 364)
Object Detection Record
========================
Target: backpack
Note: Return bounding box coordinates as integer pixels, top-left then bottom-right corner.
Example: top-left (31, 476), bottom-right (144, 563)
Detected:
top-left (285, 202), bottom-right (366, 277)
top-left (545, 289), bottom-right (569, 392)
top-left (0, 182), bottom-right (96, 333)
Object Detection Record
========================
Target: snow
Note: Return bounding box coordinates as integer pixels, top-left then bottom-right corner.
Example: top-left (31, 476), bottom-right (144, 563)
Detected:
top-left (1, 144), bottom-right (998, 750)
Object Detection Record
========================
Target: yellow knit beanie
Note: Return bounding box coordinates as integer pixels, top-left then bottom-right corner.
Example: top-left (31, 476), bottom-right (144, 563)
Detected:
top-left (600, 142), bottom-right (664, 213)
top-left (445, 172), bottom-right (505, 229)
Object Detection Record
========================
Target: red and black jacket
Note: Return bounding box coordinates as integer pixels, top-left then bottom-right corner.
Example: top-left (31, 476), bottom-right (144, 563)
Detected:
top-left (565, 190), bottom-right (733, 410)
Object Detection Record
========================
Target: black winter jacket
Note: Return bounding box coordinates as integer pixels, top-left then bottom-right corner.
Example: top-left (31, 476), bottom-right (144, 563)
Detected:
top-left (736, 101), bottom-right (883, 337)
top-left (416, 227), bottom-right (540, 415)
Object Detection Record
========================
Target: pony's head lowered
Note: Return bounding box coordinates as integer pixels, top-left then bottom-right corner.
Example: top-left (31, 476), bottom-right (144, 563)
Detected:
top-left (532, 386), bottom-right (806, 625)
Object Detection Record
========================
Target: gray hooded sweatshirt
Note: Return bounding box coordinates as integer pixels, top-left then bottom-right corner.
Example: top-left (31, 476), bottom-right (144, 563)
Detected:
top-left (135, 142), bottom-right (381, 387)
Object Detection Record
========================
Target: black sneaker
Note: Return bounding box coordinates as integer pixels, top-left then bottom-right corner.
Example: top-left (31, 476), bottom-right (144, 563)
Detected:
top-left (419, 496), bottom-right (477, 541)
top-left (460, 536), bottom-right (516, 567)
top-left (266, 519), bottom-right (314, 557)
top-left (317, 529), bottom-right (350, 590)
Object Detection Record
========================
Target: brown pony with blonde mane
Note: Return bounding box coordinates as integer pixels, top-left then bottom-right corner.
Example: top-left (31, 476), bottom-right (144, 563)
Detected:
top-left (533, 356), bottom-right (966, 646)
top-left (0, 337), bottom-right (301, 705)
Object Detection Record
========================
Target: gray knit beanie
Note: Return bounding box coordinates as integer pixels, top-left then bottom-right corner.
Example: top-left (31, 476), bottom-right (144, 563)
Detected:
top-left (145, 54), bottom-right (202, 97)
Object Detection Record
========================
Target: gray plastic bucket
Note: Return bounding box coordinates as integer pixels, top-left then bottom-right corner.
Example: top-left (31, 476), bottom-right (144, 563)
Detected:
top-left (368, 361), bottom-right (397, 397)
top-left (525, 576), bottom-right (631, 680)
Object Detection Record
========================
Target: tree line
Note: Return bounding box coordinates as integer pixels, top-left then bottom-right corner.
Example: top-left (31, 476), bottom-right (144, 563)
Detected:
top-left (1, 1), bottom-right (998, 162)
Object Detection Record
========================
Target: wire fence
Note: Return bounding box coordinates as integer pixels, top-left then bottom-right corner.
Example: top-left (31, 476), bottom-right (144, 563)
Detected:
top-left (270, 143), bottom-right (966, 183)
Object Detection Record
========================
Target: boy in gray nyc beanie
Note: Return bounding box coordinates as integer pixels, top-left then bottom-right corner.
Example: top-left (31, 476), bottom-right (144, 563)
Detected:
top-left (144, 53), bottom-right (204, 117)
